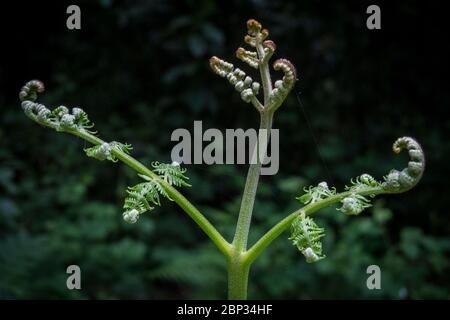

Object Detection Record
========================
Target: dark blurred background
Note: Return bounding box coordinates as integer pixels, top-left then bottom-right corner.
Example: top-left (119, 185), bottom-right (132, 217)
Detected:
top-left (0, 0), bottom-right (449, 299)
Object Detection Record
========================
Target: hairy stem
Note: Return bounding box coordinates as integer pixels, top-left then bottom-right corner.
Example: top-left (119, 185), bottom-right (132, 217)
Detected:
top-left (227, 256), bottom-right (250, 300)
top-left (228, 112), bottom-right (272, 300)
top-left (228, 35), bottom-right (275, 299)
top-left (231, 33), bottom-right (275, 252)
top-left (232, 112), bottom-right (273, 251)
top-left (72, 129), bottom-right (232, 257)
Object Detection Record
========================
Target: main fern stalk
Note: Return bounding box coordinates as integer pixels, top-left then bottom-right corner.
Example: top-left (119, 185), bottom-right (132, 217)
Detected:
top-left (227, 253), bottom-right (251, 299)
top-left (228, 111), bottom-right (273, 299)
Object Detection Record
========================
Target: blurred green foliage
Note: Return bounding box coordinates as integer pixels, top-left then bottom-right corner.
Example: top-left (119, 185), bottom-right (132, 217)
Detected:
top-left (0, 0), bottom-right (449, 299)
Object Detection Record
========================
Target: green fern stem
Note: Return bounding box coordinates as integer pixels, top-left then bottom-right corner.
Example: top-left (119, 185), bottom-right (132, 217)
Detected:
top-left (228, 20), bottom-right (277, 299)
top-left (232, 112), bottom-right (273, 251)
top-left (228, 111), bottom-right (273, 300)
top-left (71, 128), bottom-right (232, 257)
top-left (227, 254), bottom-right (251, 300)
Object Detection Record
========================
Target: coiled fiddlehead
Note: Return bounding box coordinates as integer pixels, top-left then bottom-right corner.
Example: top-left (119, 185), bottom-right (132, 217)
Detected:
top-left (209, 19), bottom-right (296, 112)
top-left (19, 80), bottom-right (45, 102)
top-left (270, 59), bottom-right (297, 110)
top-left (382, 137), bottom-right (425, 193)
top-left (291, 137), bottom-right (425, 263)
top-left (19, 80), bottom-right (95, 133)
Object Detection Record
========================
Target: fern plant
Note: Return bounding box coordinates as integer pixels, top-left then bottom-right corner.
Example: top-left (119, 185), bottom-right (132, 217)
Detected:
top-left (19, 19), bottom-right (425, 299)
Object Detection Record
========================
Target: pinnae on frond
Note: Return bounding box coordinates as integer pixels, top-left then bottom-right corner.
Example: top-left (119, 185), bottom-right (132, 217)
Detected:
top-left (236, 47), bottom-right (259, 69)
top-left (289, 211), bottom-right (326, 263)
top-left (345, 173), bottom-right (380, 193)
top-left (296, 182), bottom-right (336, 205)
top-left (289, 137), bottom-right (425, 261)
top-left (151, 161), bottom-right (191, 187)
top-left (122, 161), bottom-right (190, 224)
top-left (84, 141), bottom-right (133, 162)
top-left (209, 56), bottom-right (262, 110)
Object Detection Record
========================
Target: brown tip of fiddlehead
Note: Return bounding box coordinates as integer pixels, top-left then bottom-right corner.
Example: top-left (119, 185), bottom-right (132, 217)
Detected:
top-left (209, 56), bottom-right (234, 77)
top-left (245, 19), bottom-right (269, 46)
top-left (236, 47), bottom-right (259, 69)
top-left (273, 58), bottom-right (297, 81)
top-left (263, 40), bottom-right (276, 51)
top-left (246, 19), bottom-right (262, 36)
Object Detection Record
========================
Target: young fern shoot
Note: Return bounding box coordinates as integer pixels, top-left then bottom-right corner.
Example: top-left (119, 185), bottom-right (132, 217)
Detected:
top-left (19, 79), bottom-right (192, 226)
top-left (20, 18), bottom-right (425, 300)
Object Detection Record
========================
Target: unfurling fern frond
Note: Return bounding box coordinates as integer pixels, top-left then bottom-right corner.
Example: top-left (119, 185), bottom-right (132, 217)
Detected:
top-left (346, 173), bottom-right (380, 192)
top-left (269, 58), bottom-right (297, 110)
top-left (337, 194), bottom-right (372, 216)
top-left (152, 161), bottom-right (191, 187)
top-left (344, 173), bottom-right (381, 199)
top-left (138, 174), bottom-right (170, 199)
top-left (296, 182), bottom-right (336, 205)
top-left (244, 19), bottom-right (269, 47)
top-left (123, 179), bottom-right (165, 223)
top-left (84, 142), bottom-right (132, 162)
top-left (125, 180), bottom-right (162, 209)
top-left (293, 138), bottom-right (425, 223)
top-left (72, 107), bottom-right (95, 130)
top-left (289, 211), bottom-right (326, 263)
top-left (210, 19), bottom-right (299, 112)
top-left (122, 162), bottom-right (190, 223)
top-left (19, 80), bottom-right (95, 133)
top-left (382, 137), bottom-right (425, 193)
top-left (19, 80), bottom-right (45, 102)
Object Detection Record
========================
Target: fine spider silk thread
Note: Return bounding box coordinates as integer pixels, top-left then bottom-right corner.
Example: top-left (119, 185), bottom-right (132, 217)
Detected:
top-left (273, 42), bottom-right (334, 184)
top-left (294, 86), bottom-right (335, 186)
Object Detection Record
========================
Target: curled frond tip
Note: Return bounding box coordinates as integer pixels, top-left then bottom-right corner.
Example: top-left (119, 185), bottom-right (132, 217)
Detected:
top-left (19, 80), bottom-right (95, 134)
top-left (19, 80), bottom-right (45, 102)
top-left (383, 137), bottom-right (425, 193)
